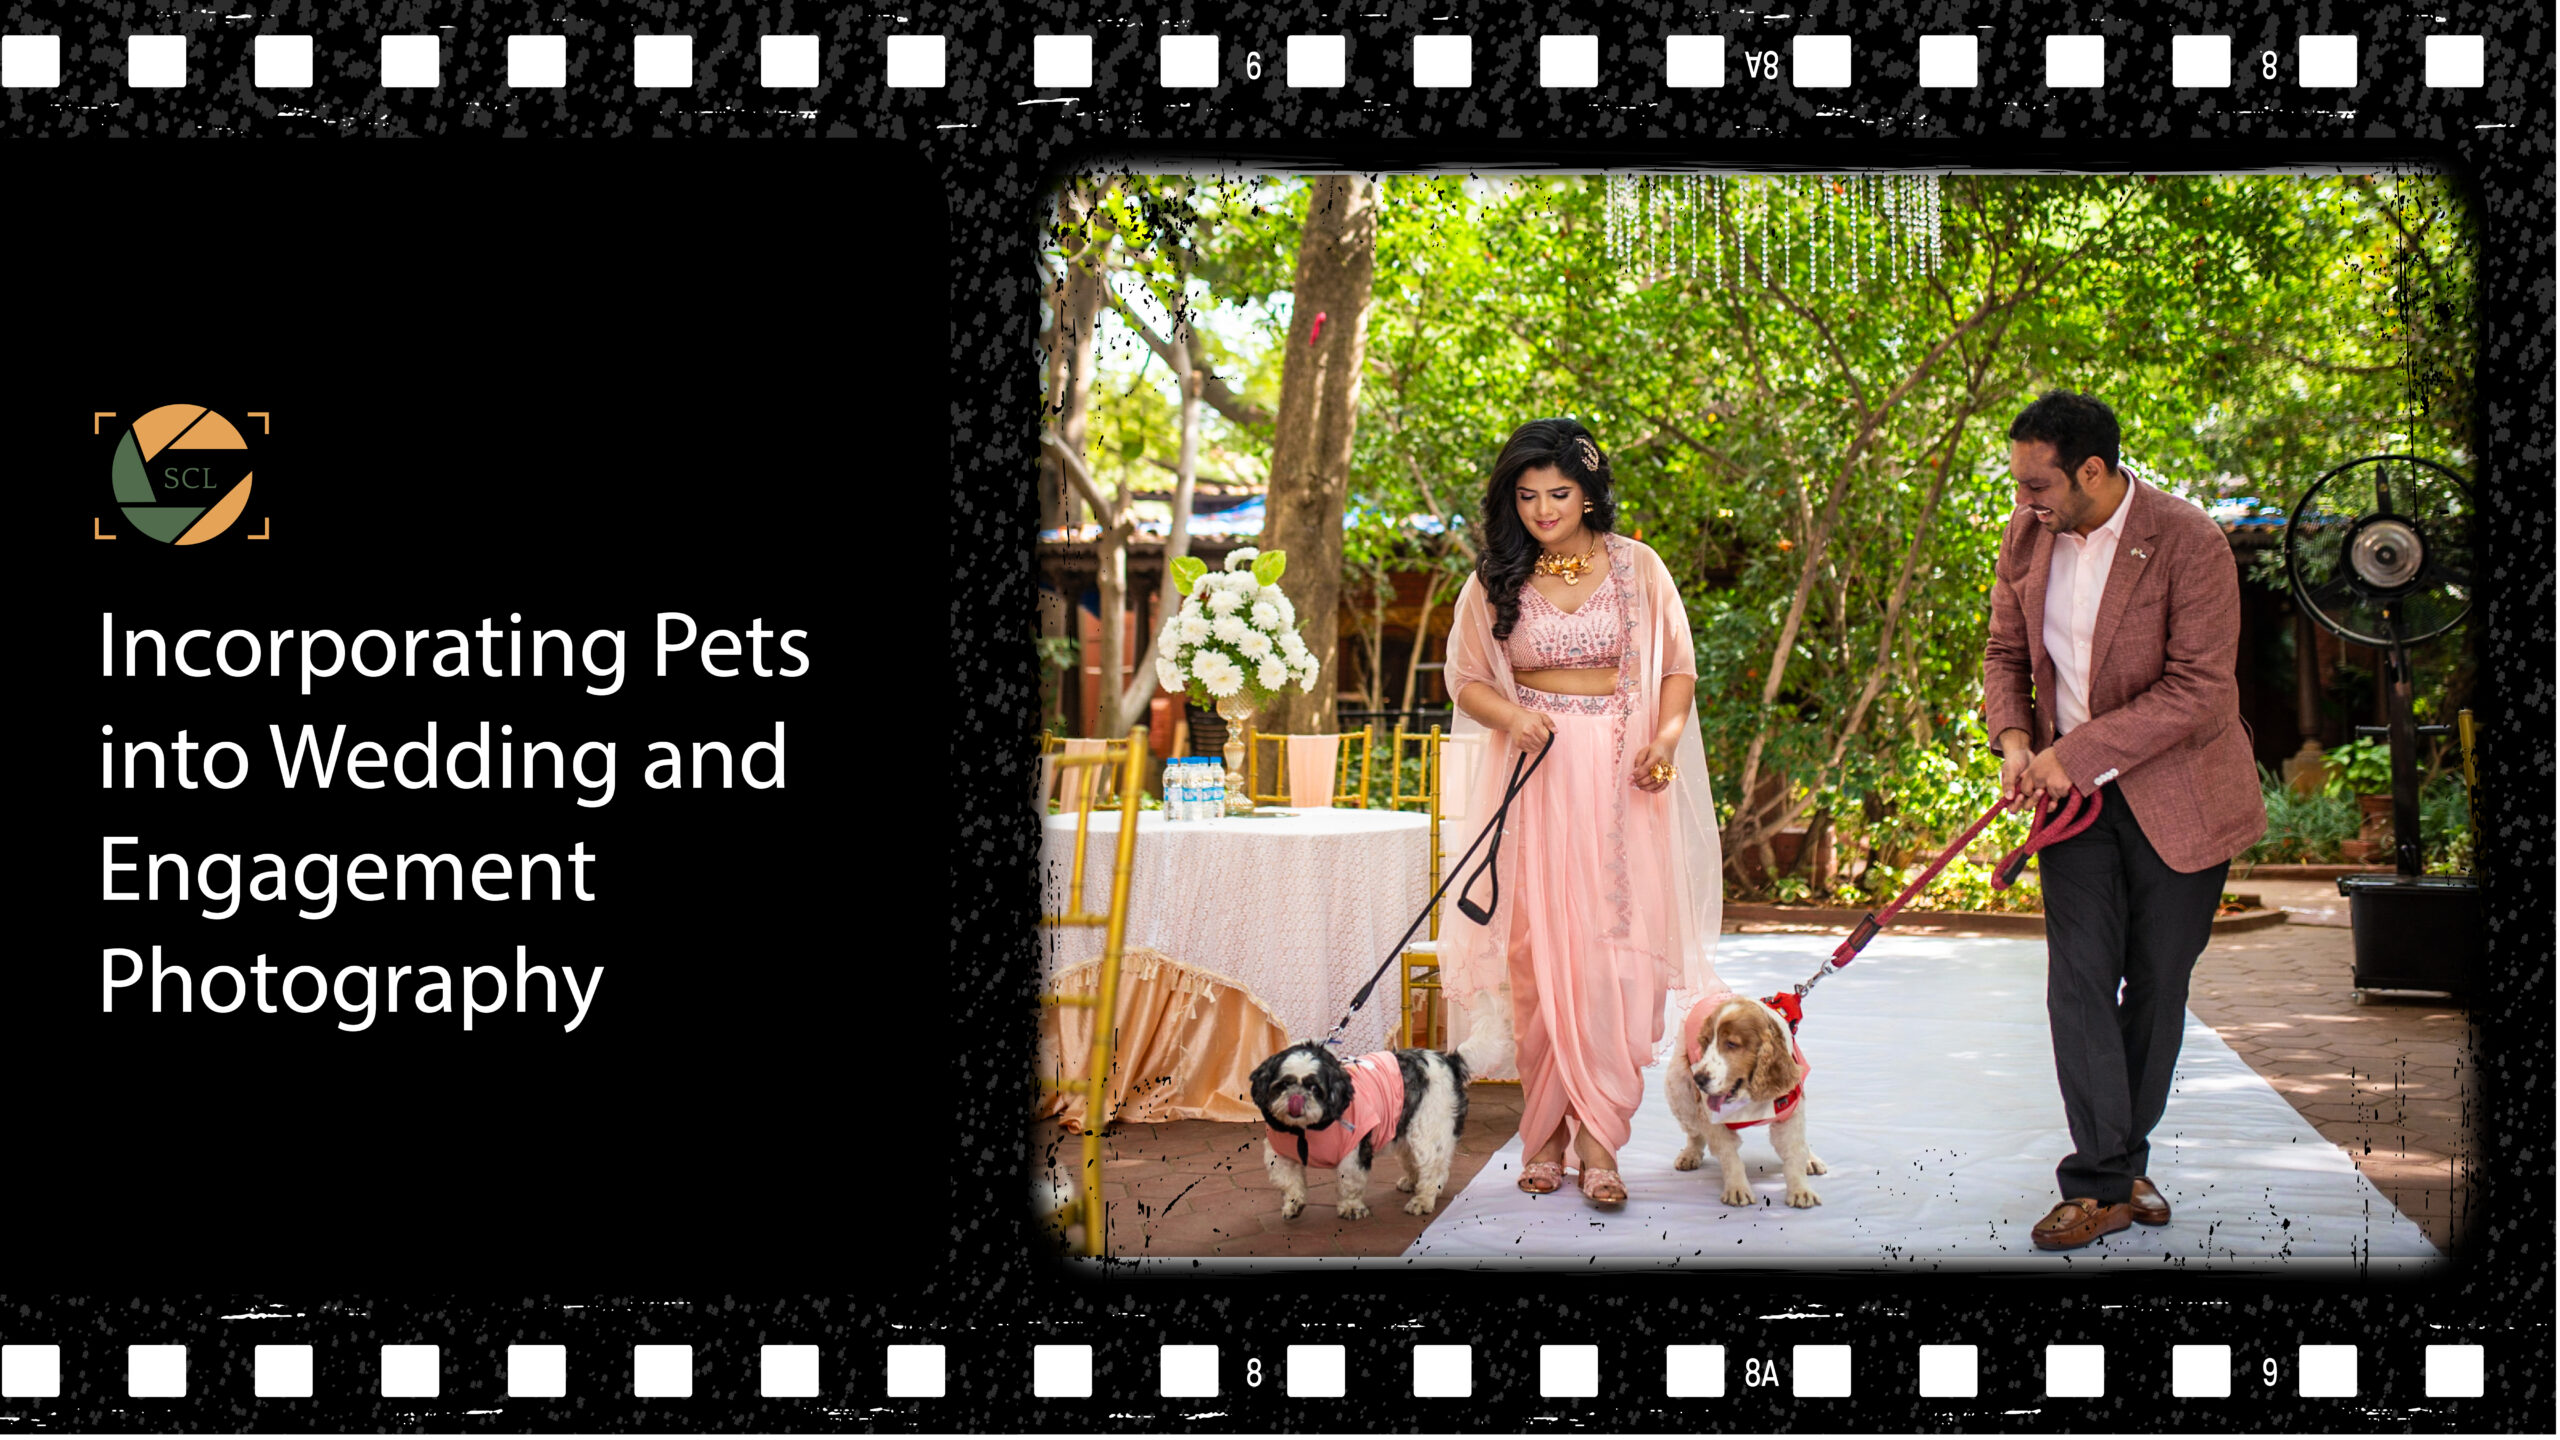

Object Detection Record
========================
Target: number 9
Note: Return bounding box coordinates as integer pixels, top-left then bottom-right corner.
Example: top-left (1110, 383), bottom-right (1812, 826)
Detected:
top-left (2262, 1356), bottom-right (2279, 1386)
top-left (1247, 51), bottom-right (1263, 81)
top-left (2261, 51), bottom-right (2278, 80)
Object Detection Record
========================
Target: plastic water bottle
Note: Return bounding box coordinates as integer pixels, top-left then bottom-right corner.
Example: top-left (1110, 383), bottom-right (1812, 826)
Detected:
top-left (1172, 760), bottom-right (1196, 821)
top-left (1202, 757), bottom-right (1227, 819)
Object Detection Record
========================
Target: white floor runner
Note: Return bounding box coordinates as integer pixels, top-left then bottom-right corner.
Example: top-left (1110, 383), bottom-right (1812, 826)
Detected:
top-left (1405, 936), bottom-right (2441, 1271)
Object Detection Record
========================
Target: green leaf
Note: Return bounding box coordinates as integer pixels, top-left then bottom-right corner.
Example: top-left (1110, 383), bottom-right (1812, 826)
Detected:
top-left (1252, 550), bottom-right (1287, 586)
top-left (1171, 555), bottom-right (1207, 595)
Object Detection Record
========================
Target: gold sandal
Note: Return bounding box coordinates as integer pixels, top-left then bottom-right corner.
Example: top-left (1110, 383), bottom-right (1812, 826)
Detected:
top-left (1578, 1167), bottom-right (1628, 1207)
top-left (1518, 1160), bottom-right (1566, 1194)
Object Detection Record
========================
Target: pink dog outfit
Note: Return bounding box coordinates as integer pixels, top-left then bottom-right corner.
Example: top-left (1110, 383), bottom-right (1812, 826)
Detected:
top-left (1266, 1052), bottom-right (1407, 1167)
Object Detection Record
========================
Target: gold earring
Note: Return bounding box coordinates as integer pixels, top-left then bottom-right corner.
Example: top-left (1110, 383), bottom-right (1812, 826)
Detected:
top-left (1583, 502), bottom-right (1593, 513)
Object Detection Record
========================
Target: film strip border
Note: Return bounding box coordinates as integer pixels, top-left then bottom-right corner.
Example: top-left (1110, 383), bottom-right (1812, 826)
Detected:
top-left (0, 4), bottom-right (2528, 134)
top-left (0, 29), bottom-right (2506, 94)
top-left (7, 3), bottom-right (2551, 1435)
top-left (0, 1335), bottom-right (2510, 1406)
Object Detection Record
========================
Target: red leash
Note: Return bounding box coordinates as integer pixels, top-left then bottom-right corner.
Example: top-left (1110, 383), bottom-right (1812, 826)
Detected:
top-left (1766, 787), bottom-right (2105, 1026)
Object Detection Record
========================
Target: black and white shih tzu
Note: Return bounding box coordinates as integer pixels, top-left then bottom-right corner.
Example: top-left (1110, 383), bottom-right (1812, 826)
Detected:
top-left (1249, 1043), bottom-right (1471, 1220)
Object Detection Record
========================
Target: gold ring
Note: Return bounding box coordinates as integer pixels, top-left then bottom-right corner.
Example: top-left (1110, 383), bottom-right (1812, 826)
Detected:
top-left (1650, 762), bottom-right (1677, 782)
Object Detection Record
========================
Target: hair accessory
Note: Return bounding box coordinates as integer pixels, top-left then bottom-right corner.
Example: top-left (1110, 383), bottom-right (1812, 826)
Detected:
top-left (1573, 436), bottom-right (1603, 473)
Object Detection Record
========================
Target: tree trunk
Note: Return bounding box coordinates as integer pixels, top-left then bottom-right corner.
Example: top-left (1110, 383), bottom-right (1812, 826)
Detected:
top-left (1367, 571), bottom-right (1389, 710)
top-left (1042, 184), bottom-right (1113, 530)
top-left (1258, 175), bottom-right (1382, 735)
top-left (1401, 571), bottom-right (1445, 716)
top-left (1111, 350), bottom-right (1203, 735)
top-left (1092, 516), bottom-right (1130, 737)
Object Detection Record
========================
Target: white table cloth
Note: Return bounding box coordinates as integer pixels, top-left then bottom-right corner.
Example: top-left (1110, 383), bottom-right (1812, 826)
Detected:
top-left (1041, 807), bottom-right (1432, 1058)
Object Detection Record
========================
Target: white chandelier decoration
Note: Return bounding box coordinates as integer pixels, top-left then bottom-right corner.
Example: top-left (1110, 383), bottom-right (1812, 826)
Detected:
top-left (1601, 173), bottom-right (1945, 289)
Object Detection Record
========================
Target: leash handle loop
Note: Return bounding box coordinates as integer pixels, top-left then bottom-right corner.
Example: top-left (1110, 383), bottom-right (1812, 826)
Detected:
top-left (1992, 786), bottom-right (2104, 890)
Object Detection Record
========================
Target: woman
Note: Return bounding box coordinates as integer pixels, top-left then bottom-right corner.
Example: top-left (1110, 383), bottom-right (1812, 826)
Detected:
top-left (1441, 418), bottom-right (1725, 1208)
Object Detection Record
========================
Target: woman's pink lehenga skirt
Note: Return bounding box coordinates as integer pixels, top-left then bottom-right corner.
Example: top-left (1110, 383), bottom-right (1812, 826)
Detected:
top-left (1503, 683), bottom-right (1678, 1157)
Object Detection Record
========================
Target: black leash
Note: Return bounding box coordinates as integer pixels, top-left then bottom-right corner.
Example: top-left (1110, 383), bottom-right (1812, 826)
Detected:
top-left (1318, 732), bottom-right (1558, 1049)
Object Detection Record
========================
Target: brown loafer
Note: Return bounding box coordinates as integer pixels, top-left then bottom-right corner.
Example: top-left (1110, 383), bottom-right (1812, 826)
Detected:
top-left (2129, 1177), bottom-right (2170, 1226)
top-left (2032, 1197), bottom-right (2132, 1251)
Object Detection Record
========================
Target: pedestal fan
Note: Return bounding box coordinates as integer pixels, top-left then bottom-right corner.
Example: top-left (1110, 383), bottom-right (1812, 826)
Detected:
top-left (2283, 452), bottom-right (2478, 1000)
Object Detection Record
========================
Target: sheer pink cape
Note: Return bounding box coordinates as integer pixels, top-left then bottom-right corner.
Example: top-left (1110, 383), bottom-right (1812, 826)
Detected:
top-left (1439, 533), bottom-right (1725, 1078)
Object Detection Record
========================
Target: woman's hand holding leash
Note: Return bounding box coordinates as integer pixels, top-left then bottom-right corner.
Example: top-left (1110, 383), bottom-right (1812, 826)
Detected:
top-left (1506, 705), bottom-right (1556, 754)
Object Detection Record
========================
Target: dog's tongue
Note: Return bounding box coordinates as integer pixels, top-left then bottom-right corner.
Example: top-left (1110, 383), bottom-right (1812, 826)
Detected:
top-left (1706, 1093), bottom-right (1724, 1112)
top-left (1286, 1094), bottom-right (1305, 1117)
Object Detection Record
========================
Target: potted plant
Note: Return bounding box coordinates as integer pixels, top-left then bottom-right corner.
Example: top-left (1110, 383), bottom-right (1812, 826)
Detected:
top-left (2325, 737), bottom-right (2392, 863)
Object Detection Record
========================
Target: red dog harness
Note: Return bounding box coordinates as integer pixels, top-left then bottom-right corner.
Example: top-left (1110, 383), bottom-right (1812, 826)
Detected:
top-left (1681, 992), bottom-right (1809, 1131)
top-left (1266, 1051), bottom-right (1406, 1168)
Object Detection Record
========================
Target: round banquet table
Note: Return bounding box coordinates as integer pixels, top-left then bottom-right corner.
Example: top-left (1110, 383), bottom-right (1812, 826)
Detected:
top-left (1039, 806), bottom-right (1432, 1127)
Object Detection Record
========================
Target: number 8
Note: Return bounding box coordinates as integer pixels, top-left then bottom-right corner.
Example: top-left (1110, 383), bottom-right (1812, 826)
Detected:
top-left (1247, 51), bottom-right (1263, 81)
top-left (2262, 1357), bottom-right (2279, 1386)
top-left (1247, 1356), bottom-right (1263, 1387)
top-left (2262, 51), bottom-right (2278, 80)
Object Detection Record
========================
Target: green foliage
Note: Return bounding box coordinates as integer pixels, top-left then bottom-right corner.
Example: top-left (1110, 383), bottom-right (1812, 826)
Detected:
top-left (1034, 634), bottom-right (1079, 673)
top-left (2240, 767), bottom-right (2471, 869)
top-left (1252, 550), bottom-right (1287, 586)
top-left (1058, 169), bottom-right (2476, 899)
top-left (1361, 749), bottom-right (1437, 810)
top-left (2244, 768), bottom-right (2360, 864)
top-left (2422, 774), bottom-right (2472, 874)
top-left (1171, 555), bottom-right (1206, 594)
top-left (2323, 737), bottom-right (2393, 795)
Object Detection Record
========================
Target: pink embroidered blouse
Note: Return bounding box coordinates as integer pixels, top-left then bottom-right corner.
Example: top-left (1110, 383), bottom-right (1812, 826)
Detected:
top-left (1504, 573), bottom-right (1629, 672)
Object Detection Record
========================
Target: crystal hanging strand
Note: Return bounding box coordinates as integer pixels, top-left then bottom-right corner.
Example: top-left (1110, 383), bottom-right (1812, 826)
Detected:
top-left (1711, 175), bottom-right (1722, 288)
top-left (1892, 173), bottom-right (1904, 286)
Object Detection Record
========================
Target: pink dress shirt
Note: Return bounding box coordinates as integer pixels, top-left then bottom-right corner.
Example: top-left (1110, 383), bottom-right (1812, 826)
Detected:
top-left (2042, 480), bottom-right (2136, 736)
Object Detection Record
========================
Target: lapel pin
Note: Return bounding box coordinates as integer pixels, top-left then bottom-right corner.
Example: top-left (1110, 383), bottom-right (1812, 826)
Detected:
top-left (2129, 545), bottom-right (2149, 560)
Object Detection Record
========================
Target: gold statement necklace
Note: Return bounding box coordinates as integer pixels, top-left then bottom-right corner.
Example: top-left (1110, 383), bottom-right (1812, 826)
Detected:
top-left (1533, 538), bottom-right (1602, 585)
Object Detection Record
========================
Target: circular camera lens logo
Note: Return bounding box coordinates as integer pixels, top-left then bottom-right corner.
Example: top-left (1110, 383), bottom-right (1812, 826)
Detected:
top-left (109, 404), bottom-right (255, 545)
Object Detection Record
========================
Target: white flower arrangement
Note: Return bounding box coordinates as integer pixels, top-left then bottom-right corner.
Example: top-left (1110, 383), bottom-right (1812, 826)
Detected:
top-left (1153, 548), bottom-right (1323, 707)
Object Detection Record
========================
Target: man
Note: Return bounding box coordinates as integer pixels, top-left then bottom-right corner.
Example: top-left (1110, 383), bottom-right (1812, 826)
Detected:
top-left (1983, 390), bottom-right (2267, 1252)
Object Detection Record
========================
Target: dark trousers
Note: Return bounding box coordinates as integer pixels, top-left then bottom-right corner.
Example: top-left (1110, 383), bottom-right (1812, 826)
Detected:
top-left (2035, 780), bottom-right (2228, 1205)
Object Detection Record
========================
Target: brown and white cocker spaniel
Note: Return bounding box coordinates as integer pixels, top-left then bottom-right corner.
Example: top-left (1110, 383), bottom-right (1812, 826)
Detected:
top-left (1666, 992), bottom-right (1827, 1208)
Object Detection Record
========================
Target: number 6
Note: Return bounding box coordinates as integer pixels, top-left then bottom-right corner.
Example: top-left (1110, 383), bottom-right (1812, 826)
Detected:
top-left (2262, 51), bottom-right (2278, 80)
top-left (1247, 51), bottom-right (1263, 80)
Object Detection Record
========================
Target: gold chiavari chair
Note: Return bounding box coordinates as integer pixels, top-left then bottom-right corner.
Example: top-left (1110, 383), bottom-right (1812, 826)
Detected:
top-left (1034, 725), bottom-right (1148, 1257)
top-left (1242, 724), bottom-right (1375, 808)
top-left (1390, 727), bottom-right (1448, 1049)
top-left (1038, 732), bottom-right (1122, 809)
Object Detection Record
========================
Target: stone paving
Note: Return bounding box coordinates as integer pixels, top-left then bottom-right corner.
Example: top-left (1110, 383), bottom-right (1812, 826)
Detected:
top-left (1046, 911), bottom-right (2473, 1258)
